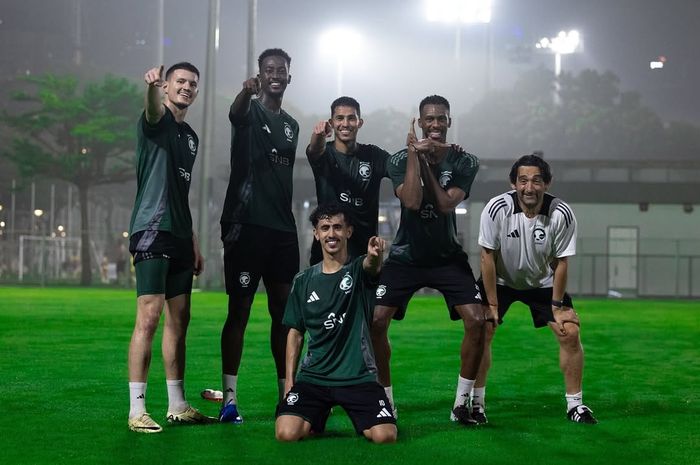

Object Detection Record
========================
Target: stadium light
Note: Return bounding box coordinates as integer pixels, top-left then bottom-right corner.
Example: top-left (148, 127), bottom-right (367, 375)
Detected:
top-left (536, 30), bottom-right (581, 76)
top-left (33, 209), bottom-right (44, 217)
top-left (425, 0), bottom-right (493, 141)
top-left (318, 27), bottom-right (364, 96)
top-left (536, 30), bottom-right (582, 104)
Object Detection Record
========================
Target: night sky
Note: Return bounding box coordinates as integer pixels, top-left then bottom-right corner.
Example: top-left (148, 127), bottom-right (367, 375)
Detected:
top-left (1, 0), bottom-right (698, 122)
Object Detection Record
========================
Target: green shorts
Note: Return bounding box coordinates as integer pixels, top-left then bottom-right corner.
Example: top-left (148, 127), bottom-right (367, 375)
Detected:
top-left (134, 256), bottom-right (193, 298)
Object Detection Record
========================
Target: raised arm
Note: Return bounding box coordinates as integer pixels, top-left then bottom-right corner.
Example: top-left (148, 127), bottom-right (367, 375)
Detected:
top-left (363, 236), bottom-right (386, 276)
top-left (396, 119), bottom-right (424, 210)
top-left (306, 120), bottom-right (332, 163)
top-left (230, 77), bottom-right (260, 120)
top-left (144, 65), bottom-right (165, 125)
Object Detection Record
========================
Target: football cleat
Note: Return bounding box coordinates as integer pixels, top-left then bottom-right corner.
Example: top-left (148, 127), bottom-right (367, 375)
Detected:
top-left (472, 407), bottom-right (488, 425)
top-left (200, 389), bottom-right (224, 403)
top-left (567, 404), bottom-right (598, 424)
top-left (450, 404), bottom-right (478, 426)
top-left (166, 406), bottom-right (216, 424)
top-left (128, 413), bottom-right (163, 433)
top-left (219, 402), bottom-right (243, 424)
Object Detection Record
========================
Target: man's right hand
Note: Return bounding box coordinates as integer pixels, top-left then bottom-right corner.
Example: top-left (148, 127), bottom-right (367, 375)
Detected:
top-left (242, 76), bottom-right (261, 96)
top-left (144, 65), bottom-right (164, 87)
top-left (486, 303), bottom-right (499, 327)
top-left (312, 120), bottom-right (332, 138)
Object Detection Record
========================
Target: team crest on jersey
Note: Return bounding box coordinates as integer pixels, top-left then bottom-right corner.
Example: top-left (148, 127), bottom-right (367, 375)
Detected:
top-left (359, 162), bottom-right (372, 180)
top-left (239, 272), bottom-right (251, 287)
top-left (339, 272), bottom-right (353, 293)
top-left (283, 122), bottom-right (294, 142)
top-left (286, 392), bottom-right (299, 405)
top-left (439, 171), bottom-right (452, 188)
top-left (376, 285), bottom-right (387, 298)
top-left (187, 134), bottom-right (197, 156)
top-left (533, 228), bottom-right (546, 244)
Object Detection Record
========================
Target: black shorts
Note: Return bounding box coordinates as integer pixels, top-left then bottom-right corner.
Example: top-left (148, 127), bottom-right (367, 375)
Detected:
top-left (222, 223), bottom-right (299, 296)
top-left (276, 381), bottom-right (396, 434)
top-left (129, 231), bottom-right (194, 298)
top-left (477, 281), bottom-right (574, 328)
top-left (375, 259), bottom-right (482, 321)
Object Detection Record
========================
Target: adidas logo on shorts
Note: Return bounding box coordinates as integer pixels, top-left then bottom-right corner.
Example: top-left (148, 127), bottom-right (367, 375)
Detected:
top-left (376, 407), bottom-right (393, 418)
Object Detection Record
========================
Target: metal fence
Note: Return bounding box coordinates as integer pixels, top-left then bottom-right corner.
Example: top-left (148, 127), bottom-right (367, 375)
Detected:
top-left (2, 233), bottom-right (698, 299)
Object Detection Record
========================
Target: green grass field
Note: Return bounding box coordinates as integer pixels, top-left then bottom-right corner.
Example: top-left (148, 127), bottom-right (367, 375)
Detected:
top-left (0, 287), bottom-right (698, 465)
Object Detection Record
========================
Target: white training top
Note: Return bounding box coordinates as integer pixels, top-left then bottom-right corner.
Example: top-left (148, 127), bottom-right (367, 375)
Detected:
top-left (478, 191), bottom-right (577, 289)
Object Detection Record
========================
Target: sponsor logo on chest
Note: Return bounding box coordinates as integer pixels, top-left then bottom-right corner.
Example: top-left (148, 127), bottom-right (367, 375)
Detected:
top-left (420, 203), bottom-right (439, 220)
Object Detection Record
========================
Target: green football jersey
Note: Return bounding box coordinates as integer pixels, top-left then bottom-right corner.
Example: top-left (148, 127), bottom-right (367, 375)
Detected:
top-left (310, 142), bottom-right (390, 258)
top-left (283, 256), bottom-right (379, 386)
top-left (220, 98), bottom-right (299, 233)
top-left (386, 147), bottom-right (479, 266)
top-left (129, 108), bottom-right (198, 239)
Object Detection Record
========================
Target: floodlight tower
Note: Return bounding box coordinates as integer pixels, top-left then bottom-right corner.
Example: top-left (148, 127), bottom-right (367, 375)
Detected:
top-left (536, 30), bottom-right (582, 104)
top-left (319, 27), bottom-right (364, 96)
top-left (425, 0), bottom-right (492, 141)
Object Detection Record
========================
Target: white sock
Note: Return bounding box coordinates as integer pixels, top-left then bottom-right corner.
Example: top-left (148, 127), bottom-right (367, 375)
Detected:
top-left (566, 391), bottom-right (583, 412)
top-left (454, 376), bottom-right (475, 408)
top-left (129, 382), bottom-right (147, 419)
top-left (384, 386), bottom-right (395, 407)
top-left (278, 378), bottom-right (286, 401)
top-left (223, 374), bottom-right (238, 405)
top-left (472, 386), bottom-right (486, 411)
top-left (166, 379), bottom-right (188, 413)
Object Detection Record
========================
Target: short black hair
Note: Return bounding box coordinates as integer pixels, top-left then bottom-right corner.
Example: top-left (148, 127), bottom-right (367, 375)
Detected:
top-left (419, 95), bottom-right (450, 114)
top-left (509, 153), bottom-right (553, 184)
top-left (165, 62), bottom-right (200, 80)
top-left (309, 203), bottom-right (352, 228)
top-left (258, 48), bottom-right (292, 68)
top-left (331, 96), bottom-right (361, 117)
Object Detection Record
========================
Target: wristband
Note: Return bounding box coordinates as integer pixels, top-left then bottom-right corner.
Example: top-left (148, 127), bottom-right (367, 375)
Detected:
top-left (551, 299), bottom-right (564, 308)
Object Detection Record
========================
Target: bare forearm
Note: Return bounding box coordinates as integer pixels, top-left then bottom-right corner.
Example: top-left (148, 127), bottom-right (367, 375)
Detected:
top-left (420, 162), bottom-right (463, 213)
top-left (399, 147), bottom-right (424, 210)
top-left (144, 85), bottom-right (164, 124)
top-left (480, 248), bottom-right (498, 306)
top-left (552, 258), bottom-right (568, 301)
top-left (285, 329), bottom-right (304, 383)
top-left (306, 135), bottom-right (326, 160)
top-left (230, 88), bottom-right (253, 120)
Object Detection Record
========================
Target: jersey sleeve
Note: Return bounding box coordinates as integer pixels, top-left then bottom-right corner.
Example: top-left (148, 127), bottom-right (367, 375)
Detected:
top-left (307, 143), bottom-right (333, 169)
top-left (478, 195), bottom-right (505, 250)
top-left (139, 108), bottom-right (171, 138)
top-left (387, 150), bottom-right (408, 192)
top-left (551, 200), bottom-right (577, 258)
top-left (282, 271), bottom-right (306, 331)
top-left (374, 146), bottom-right (392, 179)
top-left (228, 99), bottom-right (254, 127)
top-left (449, 151), bottom-right (480, 198)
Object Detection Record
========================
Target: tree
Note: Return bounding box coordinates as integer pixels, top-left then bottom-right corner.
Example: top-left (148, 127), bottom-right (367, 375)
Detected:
top-left (1, 73), bottom-right (142, 285)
